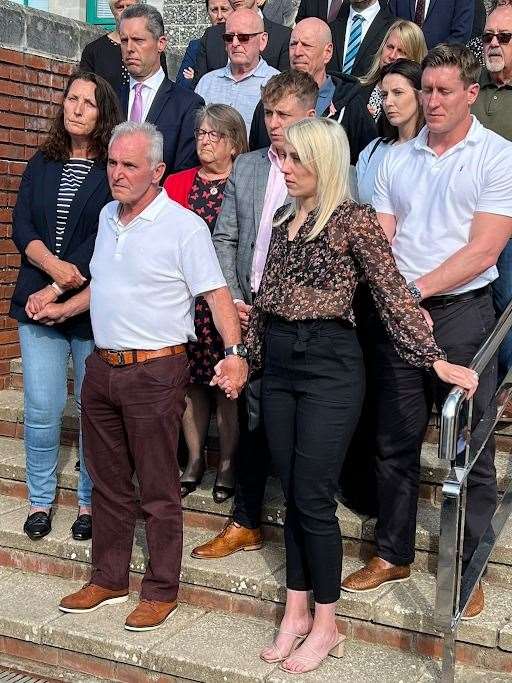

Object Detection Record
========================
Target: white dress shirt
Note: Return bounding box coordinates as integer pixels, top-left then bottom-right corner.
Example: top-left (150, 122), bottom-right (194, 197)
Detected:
top-left (372, 117), bottom-right (512, 294)
top-left (128, 67), bottom-right (166, 122)
top-left (342, 0), bottom-right (381, 64)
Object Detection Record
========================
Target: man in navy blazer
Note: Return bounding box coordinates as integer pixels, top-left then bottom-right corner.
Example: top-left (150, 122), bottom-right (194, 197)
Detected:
top-left (389, 0), bottom-right (475, 48)
top-left (118, 4), bottom-right (204, 179)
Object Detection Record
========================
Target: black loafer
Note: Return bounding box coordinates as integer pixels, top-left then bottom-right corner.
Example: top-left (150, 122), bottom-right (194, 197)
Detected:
top-left (71, 514), bottom-right (92, 541)
top-left (212, 484), bottom-right (235, 504)
top-left (74, 460), bottom-right (80, 472)
top-left (23, 510), bottom-right (52, 540)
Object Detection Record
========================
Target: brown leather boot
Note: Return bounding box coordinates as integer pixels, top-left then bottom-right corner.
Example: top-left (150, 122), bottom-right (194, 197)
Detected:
top-left (341, 557), bottom-right (411, 593)
top-left (462, 582), bottom-right (484, 620)
top-left (59, 583), bottom-right (129, 613)
top-left (125, 599), bottom-right (178, 631)
top-left (191, 520), bottom-right (263, 559)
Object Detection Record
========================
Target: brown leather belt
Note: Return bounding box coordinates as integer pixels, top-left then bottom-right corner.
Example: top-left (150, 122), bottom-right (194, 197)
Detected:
top-left (95, 345), bottom-right (186, 367)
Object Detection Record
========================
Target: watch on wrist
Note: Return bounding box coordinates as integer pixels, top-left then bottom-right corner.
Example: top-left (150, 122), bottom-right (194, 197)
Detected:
top-left (224, 344), bottom-right (248, 359)
top-left (406, 280), bottom-right (422, 304)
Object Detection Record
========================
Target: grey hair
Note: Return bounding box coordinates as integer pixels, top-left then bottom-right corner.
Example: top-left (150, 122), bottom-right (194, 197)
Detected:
top-left (119, 4), bottom-right (165, 39)
top-left (109, 121), bottom-right (163, 168)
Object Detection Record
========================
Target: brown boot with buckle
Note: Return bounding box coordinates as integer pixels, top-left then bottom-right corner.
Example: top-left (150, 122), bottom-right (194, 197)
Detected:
top-left (59, 583), bottom-right (129, 613)
top-left (341, 557), bottom-right (411, 593)
top-left (462, 582), bottom-right (484, 620)
top-left (191, 520), bottom-right (263, 559)
top-left (125, 599), bottom-right (178, 631)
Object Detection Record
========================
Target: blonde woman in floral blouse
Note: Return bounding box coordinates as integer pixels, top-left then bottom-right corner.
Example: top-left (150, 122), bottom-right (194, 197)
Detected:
top-left (239, 117), bottom-right (479, 675)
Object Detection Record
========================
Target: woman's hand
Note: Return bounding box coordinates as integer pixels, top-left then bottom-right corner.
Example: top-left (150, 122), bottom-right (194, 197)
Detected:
top-left (210, 356), bottom-right (248, 399)
top-left (433, 360), bottom-right (479, 398)
top-left (25, 286), bottom-right (58, 318)
top-left (183, 67), bottom-right (195, 80)
top-left (46, 259), bottom-right (86, 290)
top-left (235, 301), bottom-right (252, 333)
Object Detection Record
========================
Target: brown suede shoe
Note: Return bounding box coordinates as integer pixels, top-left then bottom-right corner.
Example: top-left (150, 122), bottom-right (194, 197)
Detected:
top-left (462, 582), bottom-right (484, 620)
top-left (125, 599), bottom-right (178, 631)
top-left (191, 520), bottom-right (263, 559)
top-left (341, 557), bottom-right (411, 593)
top-left (59, 583), bottom-right (129, 613)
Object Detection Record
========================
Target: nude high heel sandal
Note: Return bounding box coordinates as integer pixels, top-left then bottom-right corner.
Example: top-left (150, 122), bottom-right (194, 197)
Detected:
top-left (260, 631), bottom-right (308, 664)
top-left (279, 633), bottom-right (346, 674)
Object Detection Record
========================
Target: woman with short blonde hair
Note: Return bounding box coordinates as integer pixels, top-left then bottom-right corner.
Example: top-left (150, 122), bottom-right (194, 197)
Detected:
top-left (360, 20), bottom-right (427, 119)
top-left (249, 117), bottom-right (478, 675)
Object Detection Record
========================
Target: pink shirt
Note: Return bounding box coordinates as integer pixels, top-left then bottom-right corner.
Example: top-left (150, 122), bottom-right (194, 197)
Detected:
top-left (250, 147), bottom-right (288, 294)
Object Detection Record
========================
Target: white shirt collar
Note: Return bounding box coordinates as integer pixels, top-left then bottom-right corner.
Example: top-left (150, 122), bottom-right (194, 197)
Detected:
top-left (129, 67), bottom-right (165, 93)
top-left (414, 115), bottom-right (484, 155)
top-left (109, 189), bottom-right (168, 232)
top-left (348, 0), bottom-right (380, 23)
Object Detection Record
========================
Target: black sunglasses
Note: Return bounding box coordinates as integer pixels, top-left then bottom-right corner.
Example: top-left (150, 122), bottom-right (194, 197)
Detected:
top-left (222, 31), bottom-right (262, 43)
top-left (482, 31), bottom-right (512, 44)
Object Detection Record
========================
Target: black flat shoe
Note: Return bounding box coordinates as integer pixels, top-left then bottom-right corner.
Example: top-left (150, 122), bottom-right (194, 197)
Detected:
top-left (180, 480), bottom-right (201, 499)
top-left (75, 460), bottom-right (80, 472)
top-left (212, 483), bottom-right (235, 504)
top-left (23, 510), bottom-right (52, 540)
top-left (71, 513), bottom-right (92, 541)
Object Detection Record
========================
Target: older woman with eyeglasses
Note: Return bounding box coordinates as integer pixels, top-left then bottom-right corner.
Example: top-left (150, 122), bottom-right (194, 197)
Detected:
top-left (164, 104), bottom-right (248, 503)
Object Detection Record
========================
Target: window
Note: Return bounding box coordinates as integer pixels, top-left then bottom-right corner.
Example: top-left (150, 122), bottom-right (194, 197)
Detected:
top-left (11, 0), bottom-right (49, 8)
top-left (86, 0), bottom-right (116, 28)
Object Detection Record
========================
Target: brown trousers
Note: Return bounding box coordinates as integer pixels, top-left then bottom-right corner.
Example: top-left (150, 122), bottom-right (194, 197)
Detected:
top-left (82, 351), bottom-right (189, 602)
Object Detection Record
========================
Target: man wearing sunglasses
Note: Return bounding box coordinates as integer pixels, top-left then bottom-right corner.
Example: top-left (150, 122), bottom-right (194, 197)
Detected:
top-left (472, 2), bottom-right (512, 383)
top-left (195, 8), bottom-right (280, 133)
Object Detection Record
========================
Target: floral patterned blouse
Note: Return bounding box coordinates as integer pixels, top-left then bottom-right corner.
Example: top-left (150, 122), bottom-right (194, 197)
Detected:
top-left (245, 200), bottom-right (446, 372)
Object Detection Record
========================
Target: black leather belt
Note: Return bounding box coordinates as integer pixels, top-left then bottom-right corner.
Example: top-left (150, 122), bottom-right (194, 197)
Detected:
top-left (422, 286), bottom-right (490, 311)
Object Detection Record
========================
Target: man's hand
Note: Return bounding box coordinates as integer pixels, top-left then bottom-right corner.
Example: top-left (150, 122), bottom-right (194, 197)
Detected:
top-left (46, 259), bottom-right (86, 290)
top-left (33, 302), bottom-right (69, 326)
top-left (420, 306), bottom-right (434, 331)
top-left (235, 301), bottom-right (252, 333)
top-left (210, 355), bottom-right (248, 399)
top-left (25, 286), bottom-right (58, 318)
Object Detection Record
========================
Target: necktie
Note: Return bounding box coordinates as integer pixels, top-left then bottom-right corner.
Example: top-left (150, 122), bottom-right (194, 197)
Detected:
top-left (327, 0), bottom-right (344, 23)
top-left (130, 83), bottom-right (144, 123)
top-left (342, 14), bottom-right (363, 74)
top-left (414, 0), bottom-right (426, 27)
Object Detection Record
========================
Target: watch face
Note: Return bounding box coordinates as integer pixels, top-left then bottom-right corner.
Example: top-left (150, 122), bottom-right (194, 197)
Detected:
top-left (236, 344), bottom-right (248, 358)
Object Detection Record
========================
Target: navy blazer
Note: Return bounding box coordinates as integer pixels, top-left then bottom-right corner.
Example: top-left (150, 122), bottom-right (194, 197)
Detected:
top-left (175, 39), bottom-right (201, 90)
top-left (389, 0), bottom-right (474, 48)
top-left (120, 78), bottom-right (204, 178)
top-left (10, 151), bottom-right (111, 337)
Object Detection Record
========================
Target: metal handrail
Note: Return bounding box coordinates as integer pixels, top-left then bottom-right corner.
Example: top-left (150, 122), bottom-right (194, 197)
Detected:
top-left (434, 297), bottom-right (512, 682)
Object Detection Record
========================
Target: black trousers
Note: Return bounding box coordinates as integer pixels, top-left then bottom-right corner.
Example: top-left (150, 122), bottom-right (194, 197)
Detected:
top-left (232, 377), bottom-right (271, 529)
top-left (374, 291), bottom-right (498, 568)
top-left (262, 318), bottom-right (364, 604)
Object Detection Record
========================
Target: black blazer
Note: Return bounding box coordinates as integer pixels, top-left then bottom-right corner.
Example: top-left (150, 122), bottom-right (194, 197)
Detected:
top-left (120, 78), bottom-right (204, 178)
top-left (389, 0), bottom-right (474, 48)
top-left (10, 151), bottom-right (111, 337)
top-left (328, 3), bottom-right (395, 77)
top-left (193, 18), bottom-right (291, 85)
top-left (296, 0), bottom-right (348, 23)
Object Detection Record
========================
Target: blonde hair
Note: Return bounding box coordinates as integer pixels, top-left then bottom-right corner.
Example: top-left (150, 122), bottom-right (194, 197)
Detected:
top-left (360, 20), bottom-right (428, 87)
top-left (274, 118), bottom-right (351, 242)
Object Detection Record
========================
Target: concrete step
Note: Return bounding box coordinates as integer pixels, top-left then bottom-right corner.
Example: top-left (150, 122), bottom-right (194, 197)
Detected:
top-left (0, 566), bottom-right (510, 682)
top-left (0, 497), bottom-right (512, 661)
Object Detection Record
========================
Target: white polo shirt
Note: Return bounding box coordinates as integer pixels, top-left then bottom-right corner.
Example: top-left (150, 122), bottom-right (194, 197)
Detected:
top-left (90, 190), bottom-right (226, 350)
top-left (373, 116), bottom-right (512, 294)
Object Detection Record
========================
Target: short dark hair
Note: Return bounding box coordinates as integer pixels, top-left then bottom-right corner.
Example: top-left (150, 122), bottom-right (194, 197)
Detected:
top-left (40, 71), bottom-right (122, 163)
top-left (261, 70), bottom-right (318, 110)
top-left (378, 59), bottom-right (424, 142)
top-left (120, 4), bottom-right (165, 39)
top-left (421, 43), bottom-right (481, 88)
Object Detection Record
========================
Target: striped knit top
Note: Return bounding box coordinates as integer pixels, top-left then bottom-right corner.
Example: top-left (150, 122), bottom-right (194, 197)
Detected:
top-left (55, 158), bottom-right (94, 255)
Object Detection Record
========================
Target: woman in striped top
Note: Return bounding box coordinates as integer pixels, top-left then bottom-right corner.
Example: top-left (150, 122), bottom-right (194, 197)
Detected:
top-left (10, 71), bottom-right (121, 543)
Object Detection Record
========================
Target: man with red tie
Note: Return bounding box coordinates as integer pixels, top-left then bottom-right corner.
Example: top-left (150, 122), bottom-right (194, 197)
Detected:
top-left (388, 0), bottom-right (476, 48)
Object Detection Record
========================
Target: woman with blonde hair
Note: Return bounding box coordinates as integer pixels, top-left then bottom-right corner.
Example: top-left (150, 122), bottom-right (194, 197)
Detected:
top-left (359, 19), bottom-right (427, 120)
top-left (245, 117), bottom-right (478, 674)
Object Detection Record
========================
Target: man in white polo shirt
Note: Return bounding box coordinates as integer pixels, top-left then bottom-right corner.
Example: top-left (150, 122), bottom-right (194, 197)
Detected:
top-left (58, 121), bottom-right (248, 631)
top-left (342, 44), bottom-right (512, 619)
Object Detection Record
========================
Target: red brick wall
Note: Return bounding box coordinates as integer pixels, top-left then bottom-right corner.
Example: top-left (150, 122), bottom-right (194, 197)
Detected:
top-left (0, 47), bottom-right (76, 388)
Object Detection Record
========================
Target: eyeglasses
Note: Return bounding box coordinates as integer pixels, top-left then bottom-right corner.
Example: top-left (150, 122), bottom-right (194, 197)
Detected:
top-left (482, 31), bottom-right (512, 44)
top-left (222, 32), bottom-right (262, 43)
top-left (194, 128), bottom-right (227, 142)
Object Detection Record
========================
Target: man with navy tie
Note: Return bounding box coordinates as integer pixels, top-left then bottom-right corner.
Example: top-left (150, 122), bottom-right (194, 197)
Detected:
top-left (327, 0), bottom-right (395, 77)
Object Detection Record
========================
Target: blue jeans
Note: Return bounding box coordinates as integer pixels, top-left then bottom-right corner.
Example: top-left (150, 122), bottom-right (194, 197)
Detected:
top-left (492, 240), bottom-right (512, 384)
top-left (18, 322), bottom-right (94, 508)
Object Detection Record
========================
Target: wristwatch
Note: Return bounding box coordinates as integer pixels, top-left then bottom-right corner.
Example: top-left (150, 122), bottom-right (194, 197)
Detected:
top-left (406, 281), bottom-right (422, 304)
top-left (224, 344), bottom-right (248, 359)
